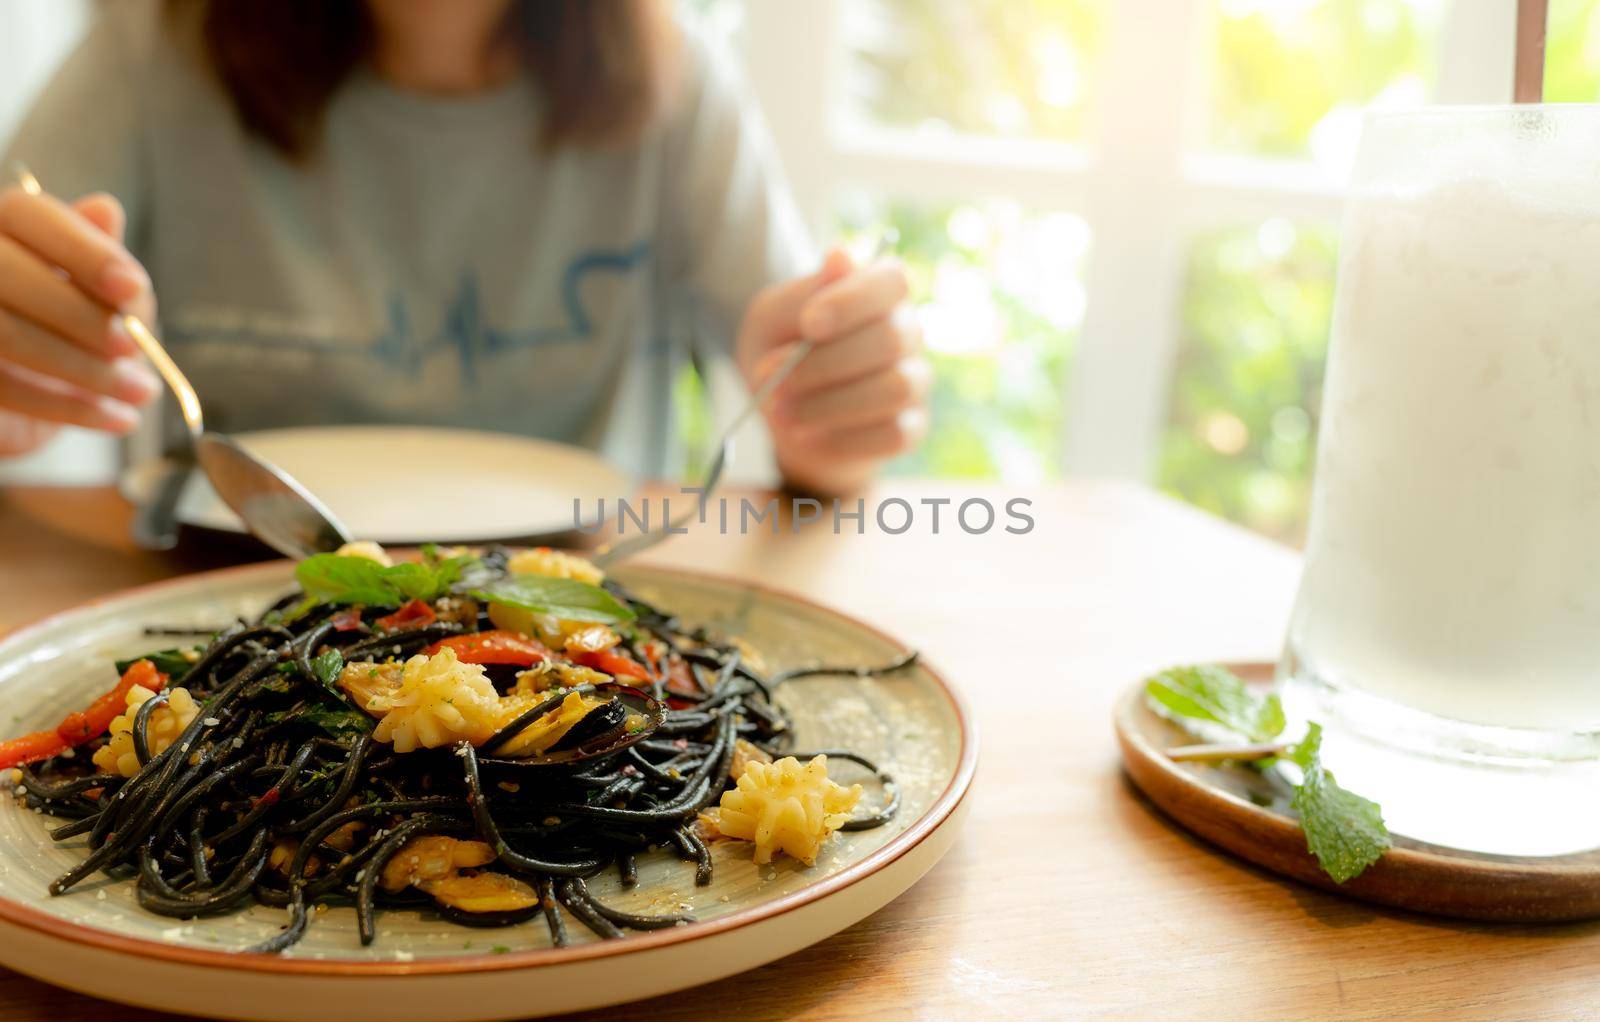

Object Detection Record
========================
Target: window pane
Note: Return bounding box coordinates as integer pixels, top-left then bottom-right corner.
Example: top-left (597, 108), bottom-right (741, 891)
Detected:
top-left (1547, 0), bottom-right (1600, 101)
top-left (841, 0), bottom-right (1103, 142)
top-left (1206, 0), bottom-right (1441, 165)
top-left (1158, 220), bottom-right (1336, 543)
top-left (835, 193), bottom-right (1088, 481)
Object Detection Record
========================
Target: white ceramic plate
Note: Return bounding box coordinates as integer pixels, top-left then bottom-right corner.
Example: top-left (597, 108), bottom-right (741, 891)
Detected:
top-left (0, 563), bottom-right (975, 1022)
top-left (119, 426), bottom-right (634, 543)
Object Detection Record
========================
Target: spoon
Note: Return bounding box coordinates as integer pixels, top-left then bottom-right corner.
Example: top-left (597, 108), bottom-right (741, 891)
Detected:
top-left (13, 163), bottom-right (351, 559)
top-left (128, 453), bottom-right (192, 551)
top-left (592, 231), bottom-right (897, 568)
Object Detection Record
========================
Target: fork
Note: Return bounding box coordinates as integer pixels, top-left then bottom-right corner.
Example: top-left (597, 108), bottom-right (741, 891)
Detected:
top-left (591, 232), bottom-right (896, 567)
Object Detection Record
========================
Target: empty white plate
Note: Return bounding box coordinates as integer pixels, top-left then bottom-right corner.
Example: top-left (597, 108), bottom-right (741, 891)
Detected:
top-left (120, 425), bottom-right (634, 544)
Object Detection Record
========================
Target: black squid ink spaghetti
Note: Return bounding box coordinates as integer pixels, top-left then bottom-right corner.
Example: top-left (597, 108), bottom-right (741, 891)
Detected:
top-left (1, 544), bottom-right (909, 953)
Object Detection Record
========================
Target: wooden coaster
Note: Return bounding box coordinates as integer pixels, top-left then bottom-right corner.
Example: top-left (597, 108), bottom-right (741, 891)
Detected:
top-left (1115, 661), bottom-right (1600, 922)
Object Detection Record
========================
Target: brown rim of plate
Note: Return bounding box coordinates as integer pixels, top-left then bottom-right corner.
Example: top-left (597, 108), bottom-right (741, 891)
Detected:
top-left (0, 560), bottom-right (979, 976)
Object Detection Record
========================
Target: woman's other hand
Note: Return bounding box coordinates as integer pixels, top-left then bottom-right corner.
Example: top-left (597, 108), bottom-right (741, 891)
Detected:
top-left (0, 186), bottom-right (160, 458)
top-left (737, 248), bottom-right (929, 495)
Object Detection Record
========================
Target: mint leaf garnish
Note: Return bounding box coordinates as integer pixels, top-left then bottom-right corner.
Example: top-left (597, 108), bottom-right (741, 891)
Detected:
top-left (1145, 664), bottom-right (1285, 743)
top-left (470, 575), bottom-right (636, 625)
top-left (1285, 723), bottom-right (1391, 883)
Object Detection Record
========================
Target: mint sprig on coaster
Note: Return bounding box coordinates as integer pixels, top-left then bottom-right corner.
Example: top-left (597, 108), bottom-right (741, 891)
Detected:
top-left (1144, 664), bottom-right (1392, 883)
top-left (1284, 723), bottom-right (1391, 883)
top-left (1146, 664), bottom-right (1285, 743)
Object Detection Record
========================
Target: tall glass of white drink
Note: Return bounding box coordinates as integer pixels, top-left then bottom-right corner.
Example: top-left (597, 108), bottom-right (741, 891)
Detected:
top-left (1281, 107), bottom-right (1600, 856)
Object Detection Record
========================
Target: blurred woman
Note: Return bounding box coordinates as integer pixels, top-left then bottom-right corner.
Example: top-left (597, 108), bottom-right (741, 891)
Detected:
top-left (0, 0), bottom-right (928, 493)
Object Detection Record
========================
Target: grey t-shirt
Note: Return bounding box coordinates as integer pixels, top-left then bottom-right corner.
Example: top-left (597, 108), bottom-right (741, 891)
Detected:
top-left (5, 1), bottom-right (810, 475)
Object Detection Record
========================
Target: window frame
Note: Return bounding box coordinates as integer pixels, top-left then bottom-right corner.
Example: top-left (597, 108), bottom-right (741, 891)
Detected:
top-left (735, 0), bottom-right (1521, 480)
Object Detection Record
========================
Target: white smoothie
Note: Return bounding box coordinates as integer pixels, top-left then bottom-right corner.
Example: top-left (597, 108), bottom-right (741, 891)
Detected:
top-left (1287, 178), bottom-right (1600, 732)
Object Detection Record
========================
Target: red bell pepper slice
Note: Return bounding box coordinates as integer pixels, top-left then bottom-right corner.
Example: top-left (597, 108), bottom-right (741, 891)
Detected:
top-left (0, 731), bottom-right (70, 772)
top-left (330, 607), bottom-right (365, 632)
top-left (664, 654), bottom-right (697, 695)
top-left (1, 659), bottom-right (167, 770)
top-left (423, 630), bottom-right (552, 666)
top-left (569, 648), bottom-right (651, 682)
top-left (376, 599), bottom-right (436, 631)
top-left (639, 645), bottom-right (697, 697)
top-left (57, 658), bottom-right (166, 744)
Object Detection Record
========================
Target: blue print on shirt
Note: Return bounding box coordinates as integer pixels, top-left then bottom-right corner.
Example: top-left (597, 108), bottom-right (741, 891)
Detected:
top-left (166, 240), bottom-right (653, 383)
top-left (381, 240), bottom-right (653, 381)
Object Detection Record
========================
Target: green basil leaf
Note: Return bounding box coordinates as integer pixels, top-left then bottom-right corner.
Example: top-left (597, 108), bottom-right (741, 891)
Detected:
top-left (470, 575), bottom-right (635, 624)
top-left (304, 702), bottom-right (373, 741)
top-left (431, 553), bottom-right (477, 589)
top-left (263, 597), bottom-right (318, 627)
top-left (380, 562), bottom-right (442, 602)
top-left (295, 555), bottom-right (400, 606)
top-left (294, 553), bottom-right (480, 608)
top-left (265, 699), bottom-right (373, 744)
top-left (310, 648), bottom-right (345, 693)
top-left (115, 648), bottom-right (201, 682)
top-left (257, 673), bottom-right (298, 695)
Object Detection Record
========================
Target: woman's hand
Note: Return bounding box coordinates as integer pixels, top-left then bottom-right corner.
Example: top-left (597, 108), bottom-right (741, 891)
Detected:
top-left (0, 186), bottom-right (160, 459)
top-left (737, 248), bottom-right (929, 495)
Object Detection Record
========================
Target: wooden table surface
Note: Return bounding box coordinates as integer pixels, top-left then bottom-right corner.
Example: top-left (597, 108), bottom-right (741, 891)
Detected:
top-left (0, 481), bottom-right (1593, 1022)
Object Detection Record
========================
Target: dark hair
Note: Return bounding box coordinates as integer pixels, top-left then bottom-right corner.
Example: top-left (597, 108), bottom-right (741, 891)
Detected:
top-left (166, 0), bottom-right (679, 159)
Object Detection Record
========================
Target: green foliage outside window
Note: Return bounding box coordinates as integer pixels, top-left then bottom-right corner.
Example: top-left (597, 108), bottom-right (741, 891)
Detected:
top-left (846, 0), bottom-right (1102, 141)
top-left (1159, 222), bottom-right (1336, 544)
top-left (680, 0), bottom-right (1600, 542)
top-left (836, 197), bottom-right (1083, 482)
top-left (1159, 1), bottom-right (1434, 541)
top-left (1546, 0), bottom-right (1600, 101)
top-left (1168, 2), bottom-right (1600, 542)
top-left (1208, 0), bottom-right (1438, 160)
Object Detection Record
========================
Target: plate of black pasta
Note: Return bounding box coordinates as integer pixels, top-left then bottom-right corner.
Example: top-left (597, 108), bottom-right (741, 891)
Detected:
top-left (0, 545), bottom-right (974, 1021)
